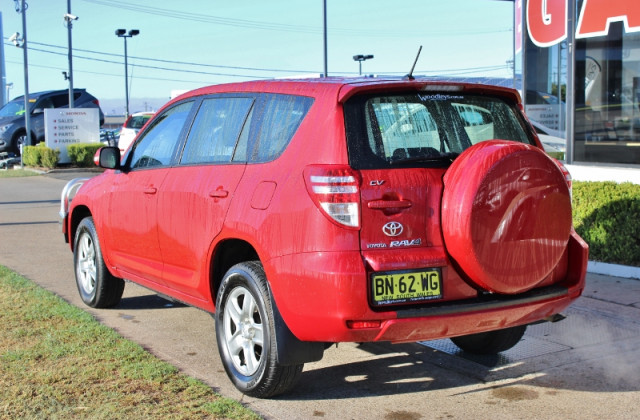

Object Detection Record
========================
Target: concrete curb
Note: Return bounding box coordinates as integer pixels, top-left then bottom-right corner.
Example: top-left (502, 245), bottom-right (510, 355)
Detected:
top-left (588, 261), bottom-right (640, 280)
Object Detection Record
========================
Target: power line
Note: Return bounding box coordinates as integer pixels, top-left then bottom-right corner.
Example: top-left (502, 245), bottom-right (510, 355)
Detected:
top-left (80, 0), bottom-right (511, 38)
top-left (26, 40), bottom-right (320, 74)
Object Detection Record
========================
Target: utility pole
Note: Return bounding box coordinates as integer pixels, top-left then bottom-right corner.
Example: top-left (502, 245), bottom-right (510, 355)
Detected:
top-left (15, 0), bottom-right (31, 166)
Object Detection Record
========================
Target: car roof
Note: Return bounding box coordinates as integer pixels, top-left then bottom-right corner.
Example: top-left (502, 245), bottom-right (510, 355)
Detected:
top-left (167, 77), bottom-right (522, 111)
top-left (10, 88), bottom-right (89, 102)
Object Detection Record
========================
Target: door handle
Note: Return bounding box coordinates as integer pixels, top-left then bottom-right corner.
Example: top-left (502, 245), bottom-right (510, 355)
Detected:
top-left (367, 199), bottom-right (412, 209)
top-left (209, 189), bottom-right (229, 198)
top-left (143, 187), bottom-right (157, 195)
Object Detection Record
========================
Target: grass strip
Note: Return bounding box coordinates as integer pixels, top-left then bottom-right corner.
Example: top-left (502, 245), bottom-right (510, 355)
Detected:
top-left (0, 168), bottom-right (41, 178)
top-left (0, 265), bottom-right (261, 420)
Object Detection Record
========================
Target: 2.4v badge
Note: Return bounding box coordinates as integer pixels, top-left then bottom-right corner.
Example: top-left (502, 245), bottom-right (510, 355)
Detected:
top-left (382, 221), bottom-right (403, 237)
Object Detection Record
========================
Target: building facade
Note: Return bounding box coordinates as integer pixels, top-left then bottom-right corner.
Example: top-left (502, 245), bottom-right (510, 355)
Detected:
top-left (516, 0), bottom-right (640, 165)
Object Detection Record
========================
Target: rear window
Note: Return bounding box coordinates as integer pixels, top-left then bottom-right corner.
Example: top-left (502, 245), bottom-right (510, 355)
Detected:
top-left (127, 114), bottom-right (153, 129)
top-left (344, 92), bottom-right (532, 169)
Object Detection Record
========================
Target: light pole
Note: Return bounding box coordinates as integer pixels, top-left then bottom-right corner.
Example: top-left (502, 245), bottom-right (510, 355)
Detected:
top-left (353, 54), bottom-right (374, 76)
top-left (64, 1), bottom-right (78, 108)
top-left (12, 0), bottom-right (30, 167)
top-left (6, 83), bottom-right (13, 102)
top-left (115, 29), bottom-right (139, 117)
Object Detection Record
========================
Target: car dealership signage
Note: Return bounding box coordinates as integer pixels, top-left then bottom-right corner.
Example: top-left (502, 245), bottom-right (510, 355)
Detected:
top-left (522, 0), bottom-right (640, 48)
top-left (45, 109), bottom-right (100, 164)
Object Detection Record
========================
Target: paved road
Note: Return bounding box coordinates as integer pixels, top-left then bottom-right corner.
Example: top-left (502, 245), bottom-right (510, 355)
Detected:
top-left (1, 171), bottom-right (639, 420)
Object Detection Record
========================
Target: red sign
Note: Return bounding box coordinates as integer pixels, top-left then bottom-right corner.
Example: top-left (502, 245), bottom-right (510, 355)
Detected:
top-left (526, 0), bottom-right (640, 47)
top-left (576, 0), bottom-right (640, 39)
top-left (527, 0), bottom-right (567, 47)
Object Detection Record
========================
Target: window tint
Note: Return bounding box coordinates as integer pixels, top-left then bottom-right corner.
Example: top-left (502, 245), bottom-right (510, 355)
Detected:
top-left (127, 114), bottom-right (153, 129)
top-left (181, 97), bottom-right (254, 165)
top-left (51, 94), bottom-right (69, 108)
top-left (345, 93), bottom-right (531, 169)
top-left (248, 94), bottom-right (313, 162)
top-left (129, 101), bottom-right (193, 169)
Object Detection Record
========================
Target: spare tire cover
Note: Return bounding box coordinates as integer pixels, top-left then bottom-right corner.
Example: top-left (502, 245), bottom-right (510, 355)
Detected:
top-left (442, 140), bottom-right (572, 294)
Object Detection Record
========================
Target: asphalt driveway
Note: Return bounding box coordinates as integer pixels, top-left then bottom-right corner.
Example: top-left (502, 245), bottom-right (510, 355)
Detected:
top-left (1, 170), bottom-right (639, 419)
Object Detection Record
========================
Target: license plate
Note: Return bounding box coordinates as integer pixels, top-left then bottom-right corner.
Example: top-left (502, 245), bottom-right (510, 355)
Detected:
top-left (371, 269), bottom-right (442, 307)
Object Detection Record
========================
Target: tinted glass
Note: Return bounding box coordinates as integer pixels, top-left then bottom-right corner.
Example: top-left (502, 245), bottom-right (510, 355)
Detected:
top-left (345, 93), bottom-right (532, 169)
top-left (248, 94), bottom-right (313, 162)
top-left (181, 97), bottom-right (254, 165)
top-left (129, 101), bottom-right (193, 169)
top-left (127, 114), bottom-right (153, 129)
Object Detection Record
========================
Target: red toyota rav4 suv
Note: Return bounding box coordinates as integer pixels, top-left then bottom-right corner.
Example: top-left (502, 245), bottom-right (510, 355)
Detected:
top-left (60, 77), bottom-right (588, 398)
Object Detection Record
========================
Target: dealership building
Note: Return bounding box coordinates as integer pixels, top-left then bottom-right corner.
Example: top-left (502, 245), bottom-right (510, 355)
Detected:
top-left (515, 0), bottom-right (640, 166)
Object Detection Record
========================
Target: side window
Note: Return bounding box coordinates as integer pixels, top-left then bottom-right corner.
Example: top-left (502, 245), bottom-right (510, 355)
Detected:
top-left (181, 97), bottom-right (254, 165)
top-left (51, 94), bottom-right (70, 108)
top-left (129, 101), bottom-right (193, 169)
top-left (249, 94), bottom-right (313, 162)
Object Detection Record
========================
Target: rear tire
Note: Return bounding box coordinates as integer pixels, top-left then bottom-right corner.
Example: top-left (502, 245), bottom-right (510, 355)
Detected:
top-left (73, 217), bottom-right (124, 308)
top-left (450, 325), bottom-right (527, 355)
top-left (215, 261), bottom-right (303, 398)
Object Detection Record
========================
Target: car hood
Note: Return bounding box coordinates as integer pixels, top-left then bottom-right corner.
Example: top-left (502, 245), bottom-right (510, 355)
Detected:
top-left (0, 115), bottom-right (22, 125)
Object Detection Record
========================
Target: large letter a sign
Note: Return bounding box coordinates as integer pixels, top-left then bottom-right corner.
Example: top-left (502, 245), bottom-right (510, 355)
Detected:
top-left (526, 0), bottom-right (640, 47)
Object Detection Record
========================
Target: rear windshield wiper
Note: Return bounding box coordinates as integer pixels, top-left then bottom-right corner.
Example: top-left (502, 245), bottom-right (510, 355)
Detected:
top-left (390, 152), bottom-right (460, 165)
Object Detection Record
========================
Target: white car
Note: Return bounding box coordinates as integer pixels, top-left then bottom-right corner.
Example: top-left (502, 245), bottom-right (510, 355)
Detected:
top-left (118, 112), bottom-right (154, 153)
top-left (530, 120), bottom-right (566, 154)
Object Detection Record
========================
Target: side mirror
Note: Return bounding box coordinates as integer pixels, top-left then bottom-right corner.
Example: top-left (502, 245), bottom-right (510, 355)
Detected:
top-left (32, 108), bottom-right (44, 115)
top-left (94, 146), bottom-right (121, 170)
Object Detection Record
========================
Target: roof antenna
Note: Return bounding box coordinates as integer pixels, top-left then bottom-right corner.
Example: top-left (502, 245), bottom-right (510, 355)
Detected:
top-left (404, 45), bottom-right (422, 81)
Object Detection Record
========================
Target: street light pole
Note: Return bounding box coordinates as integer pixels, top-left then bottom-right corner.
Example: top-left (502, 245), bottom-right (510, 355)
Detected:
top-left (115, 29), bottom-right (139, 117)
top-left (353, 54), bottom-right (374, 76)
top-left (65, 0), bottom-right (77, 108)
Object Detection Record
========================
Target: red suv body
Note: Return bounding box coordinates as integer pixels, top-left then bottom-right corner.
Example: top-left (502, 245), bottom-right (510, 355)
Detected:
top-left (60, 77), bottom-right (588, 397)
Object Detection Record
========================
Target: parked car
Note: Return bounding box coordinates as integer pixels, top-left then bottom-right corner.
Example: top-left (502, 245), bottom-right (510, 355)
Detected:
top-left (60, 77), bottom-right (588, 398)
top-left (100, 129), bottom-right (119, 147)
top-left (0, 89), bottom-right (105, 155)
top-left (117, 111), bottom-right (154, 153)
top-left (530, 120), bottom-right (567, 153)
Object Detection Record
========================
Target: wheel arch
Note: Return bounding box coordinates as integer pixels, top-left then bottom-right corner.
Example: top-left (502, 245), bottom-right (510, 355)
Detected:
top-left (69, 205), bottom-right (92, 251)
top-left (210, 240), bottom-right (325, 365)
top-left (210, 239), bottom-right (259, 303)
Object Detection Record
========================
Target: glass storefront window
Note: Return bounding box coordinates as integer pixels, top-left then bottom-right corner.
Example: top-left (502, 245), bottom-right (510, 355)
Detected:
top-left (574, 11), bottom-right (640, 163)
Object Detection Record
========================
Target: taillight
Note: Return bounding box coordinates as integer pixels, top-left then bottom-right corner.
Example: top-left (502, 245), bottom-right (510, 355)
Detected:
top-left (304, 165), bottom-right (361, 229)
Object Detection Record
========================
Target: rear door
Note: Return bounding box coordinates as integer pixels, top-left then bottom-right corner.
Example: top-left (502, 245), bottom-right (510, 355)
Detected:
top-left (344, 91), bottom-right (535, 306)
top-left (351, 96), bottom-right (449, 254)
top-left (157, 95), bottom-right (255, 300)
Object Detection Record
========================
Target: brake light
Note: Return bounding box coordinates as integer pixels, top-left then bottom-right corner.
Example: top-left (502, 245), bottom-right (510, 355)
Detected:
top-left (304, 165), bottom-right (361, 229)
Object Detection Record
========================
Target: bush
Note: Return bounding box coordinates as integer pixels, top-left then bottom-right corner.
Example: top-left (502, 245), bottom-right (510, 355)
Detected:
top-left (66, 143), bottom-right (103, 167)
top-left (21, 143), bottom-right (59, 169)
top-left (573, 181), bottom-right (640, 267)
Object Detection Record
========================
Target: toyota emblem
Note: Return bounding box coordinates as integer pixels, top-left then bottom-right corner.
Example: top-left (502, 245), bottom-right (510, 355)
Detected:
top-left (382, 222), bottom-right (403, 237)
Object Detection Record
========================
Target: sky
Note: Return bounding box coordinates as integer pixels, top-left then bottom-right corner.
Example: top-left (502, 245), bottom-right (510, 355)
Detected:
top-left (1, 0), bottom-right (515, 114)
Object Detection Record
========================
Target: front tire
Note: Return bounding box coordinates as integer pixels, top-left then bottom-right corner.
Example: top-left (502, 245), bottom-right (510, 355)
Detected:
top-left (73, 217), bottom-right (124, 308)
top-left (450, 325), bottom-right (527, 355)
top-left (12, 131), bottom-right (26, 156)
top-left (215, 261), bottom-right (302, 398)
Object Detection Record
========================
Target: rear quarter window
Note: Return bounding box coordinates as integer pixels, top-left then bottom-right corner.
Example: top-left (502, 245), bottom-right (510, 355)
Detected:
top-left (245, 94), bottom-right (313, 163)
top-left (345, 92), bottom-right (533, 169)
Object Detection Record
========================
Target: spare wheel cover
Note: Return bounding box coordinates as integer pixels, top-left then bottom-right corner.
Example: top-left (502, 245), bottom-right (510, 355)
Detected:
top-left (442, 140), bottom-right (572, 294)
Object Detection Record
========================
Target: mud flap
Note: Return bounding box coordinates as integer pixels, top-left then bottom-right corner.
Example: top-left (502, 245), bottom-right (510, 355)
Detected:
top-left (270, 294), bottom-right (325, 366)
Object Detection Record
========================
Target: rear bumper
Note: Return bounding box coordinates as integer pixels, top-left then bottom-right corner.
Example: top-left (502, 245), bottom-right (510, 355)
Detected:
top-left (266, 230), bottom-right (588, 343)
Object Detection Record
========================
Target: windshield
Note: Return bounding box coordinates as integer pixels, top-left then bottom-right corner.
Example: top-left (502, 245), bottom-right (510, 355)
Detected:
top-left (345, 92), bottom-right (533, 169)
top-left (0, 99), bottom-right (27, 118)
